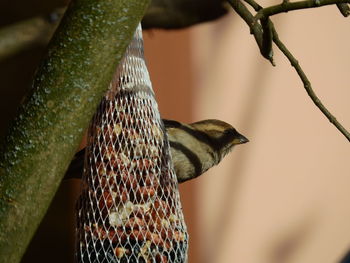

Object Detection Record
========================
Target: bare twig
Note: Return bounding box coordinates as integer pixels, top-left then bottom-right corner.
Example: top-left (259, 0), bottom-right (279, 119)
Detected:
top-left (260, 17), bottom-right (274, 65)
top-left (243, 0), bottom-right (262, 11)
top-left (244, 0), bottom-right (275, 58)
top-left (336, 3), bottom-right (350, 16)
top-left (271, 27), bottom-right (350, 142)
top-left (255, 0), bottom-right (350, 20)
top-left (227, 0), bottom-right (274, 64)
top-left (230, 0), bottom-right (350, 142)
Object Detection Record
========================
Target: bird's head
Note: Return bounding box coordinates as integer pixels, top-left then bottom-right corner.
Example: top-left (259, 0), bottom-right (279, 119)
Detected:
top-left (191, 119), bottom-right (249, 160)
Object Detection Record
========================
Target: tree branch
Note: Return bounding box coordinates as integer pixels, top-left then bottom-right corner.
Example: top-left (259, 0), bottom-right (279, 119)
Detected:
top-left (230, 0), bottom-right (350, 142)
top-left (336, 3), bottom-right (350, 17)
top-left (271, 27), bottom-right (350, 142)
top-left (226, 0), bottom-right (274, 64)
top-left (0, 0), bottom-right (228, 62)
top-left (0, 0), bottom-right (150, 262)
top-left (0, 11), bottom-right (62, 61)
top-left (143, 0), bottom-right (228, 29)
top-left (255, 0), bottom-right (350, 20)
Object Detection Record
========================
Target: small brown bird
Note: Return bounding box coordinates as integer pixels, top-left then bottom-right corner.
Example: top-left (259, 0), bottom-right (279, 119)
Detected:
top-left (64, 119), bottom-right (248, 183)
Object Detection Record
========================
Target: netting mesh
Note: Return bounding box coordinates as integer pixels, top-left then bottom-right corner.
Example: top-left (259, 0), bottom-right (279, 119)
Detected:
top-left (75, 24), bottom-right (188, 263)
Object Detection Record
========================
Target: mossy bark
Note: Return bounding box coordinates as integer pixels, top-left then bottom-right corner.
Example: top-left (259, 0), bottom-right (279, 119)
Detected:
top-left (0, 0), bottom-right (150, 262)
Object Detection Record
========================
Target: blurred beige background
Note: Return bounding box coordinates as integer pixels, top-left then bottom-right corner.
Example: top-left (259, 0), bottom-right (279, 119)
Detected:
top-left (144, 4), bottom-right (350, 263)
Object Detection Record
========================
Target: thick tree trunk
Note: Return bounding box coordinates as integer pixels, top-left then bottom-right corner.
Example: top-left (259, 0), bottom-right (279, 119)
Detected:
top-left (0, 0), bottom-right (149, 262)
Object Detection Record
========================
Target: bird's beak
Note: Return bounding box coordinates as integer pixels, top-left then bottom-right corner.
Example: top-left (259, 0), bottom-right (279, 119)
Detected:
top-left (233, 133), bottom-right (249, 145)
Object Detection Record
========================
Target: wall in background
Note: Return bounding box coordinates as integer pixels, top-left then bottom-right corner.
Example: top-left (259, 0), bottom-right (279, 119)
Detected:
top-left (190, 6), bottom-right (350, 263)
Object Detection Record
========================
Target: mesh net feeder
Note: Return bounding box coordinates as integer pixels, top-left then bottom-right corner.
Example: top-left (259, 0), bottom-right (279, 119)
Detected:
top-left (75, 24), bottom-right (188, 263)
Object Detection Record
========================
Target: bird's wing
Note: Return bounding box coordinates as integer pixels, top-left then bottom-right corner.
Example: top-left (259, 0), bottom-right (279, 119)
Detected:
top-left (162, 119), bottom-right (182, 128)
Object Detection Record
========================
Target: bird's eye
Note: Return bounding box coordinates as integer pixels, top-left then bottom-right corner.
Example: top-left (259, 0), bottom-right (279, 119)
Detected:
top-left (224, 129), bottom-right (235, 135)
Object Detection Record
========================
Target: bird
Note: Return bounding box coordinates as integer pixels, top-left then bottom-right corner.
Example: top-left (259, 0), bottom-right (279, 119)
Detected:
top-left (64, 119), bottom-right (248, 183)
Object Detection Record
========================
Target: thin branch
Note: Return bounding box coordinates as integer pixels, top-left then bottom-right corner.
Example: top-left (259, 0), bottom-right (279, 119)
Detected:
top-left (233, 0), bottom-right (350, 142)
top-left (336, 3), bottom-right (350, 16)
top-left (227, 0), bottom-right (274, 64)
top-left (260, 17), bottom-right (274, 64)
top-left (271, 27), bottom-right (350, 142)
top-left (243, 0), bottom-right (262, 11)
top-left (255, 0), bottom-right (350, 20)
